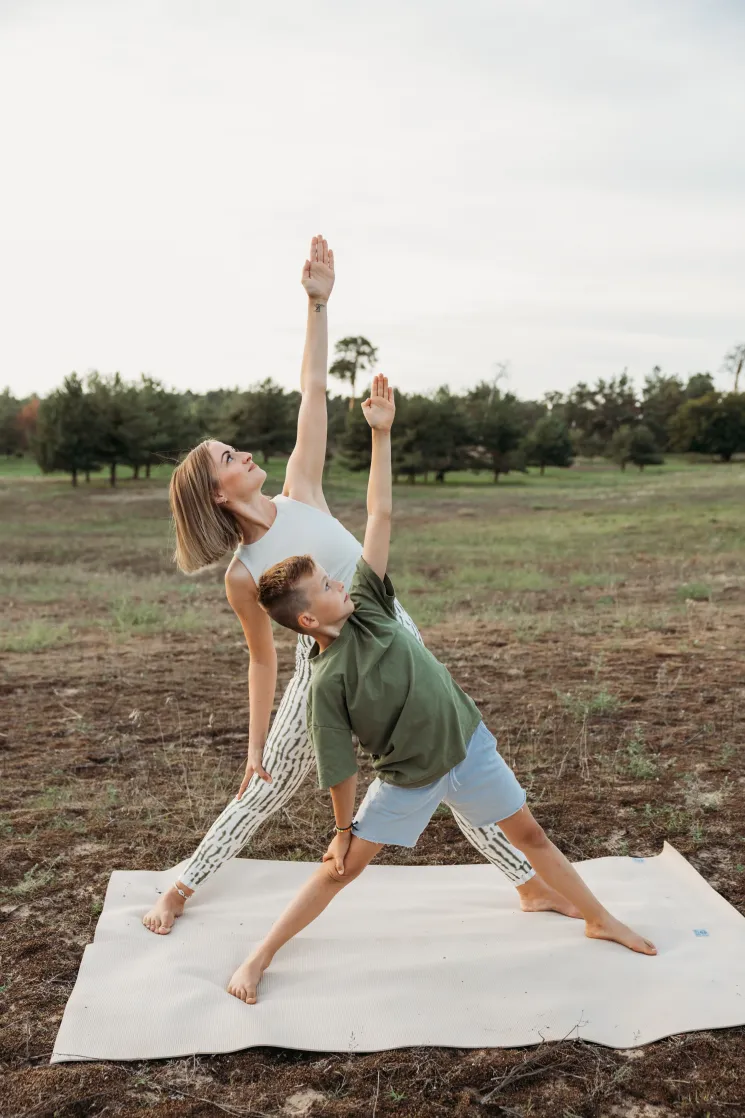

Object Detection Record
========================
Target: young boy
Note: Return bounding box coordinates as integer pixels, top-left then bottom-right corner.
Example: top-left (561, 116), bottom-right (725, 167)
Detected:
top-left (227, 376), bottom-right (656, 1003)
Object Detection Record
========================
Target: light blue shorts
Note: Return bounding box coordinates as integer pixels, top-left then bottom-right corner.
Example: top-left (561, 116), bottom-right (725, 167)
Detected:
top-left (352, 721), bottom-right (526, 848)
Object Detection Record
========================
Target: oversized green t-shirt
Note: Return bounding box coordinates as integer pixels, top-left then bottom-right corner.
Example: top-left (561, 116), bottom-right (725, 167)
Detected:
top-left (306, 558), bottom-right (481, 789)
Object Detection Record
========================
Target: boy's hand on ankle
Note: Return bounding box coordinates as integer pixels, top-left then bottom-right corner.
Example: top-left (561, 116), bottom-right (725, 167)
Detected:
top-left (361, 375), bottom-right (395, 431)
top-left (323, 832), bottom-right (352, 876)
top-left (236, 746), bottom-right (272, 799)
top-left (301, 233), bottom-right (335, 304)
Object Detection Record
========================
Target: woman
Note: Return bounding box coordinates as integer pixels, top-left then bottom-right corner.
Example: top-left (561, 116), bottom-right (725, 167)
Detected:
top-left (143, 235), bottom-right (575, 934)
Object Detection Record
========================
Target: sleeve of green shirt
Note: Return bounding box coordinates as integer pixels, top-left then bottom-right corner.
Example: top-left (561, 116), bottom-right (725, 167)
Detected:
top-left (309, 680), bottom-right (359, 789)
top-left (349, 557), bottom-right (397, 621)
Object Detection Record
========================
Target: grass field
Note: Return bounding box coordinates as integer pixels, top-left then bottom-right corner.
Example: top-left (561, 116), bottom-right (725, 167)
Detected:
top-left (2, 458), bottom-right (744, 1116)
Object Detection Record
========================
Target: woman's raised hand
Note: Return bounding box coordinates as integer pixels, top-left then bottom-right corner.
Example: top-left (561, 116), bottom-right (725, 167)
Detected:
top-left (361, 375), bottom-right (395, 431)
top-left (301, 234), bottom-right (335, 304)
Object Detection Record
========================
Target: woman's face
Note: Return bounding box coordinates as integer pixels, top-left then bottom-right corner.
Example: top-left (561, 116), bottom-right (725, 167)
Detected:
top-left (208, 441), bottom-right (267, 507)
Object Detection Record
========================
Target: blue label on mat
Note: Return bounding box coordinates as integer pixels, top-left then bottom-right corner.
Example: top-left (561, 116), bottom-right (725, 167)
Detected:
top-left (693, 929), bottom-right (709, 937)
top-left (632, 857), bottom-right (645, 863)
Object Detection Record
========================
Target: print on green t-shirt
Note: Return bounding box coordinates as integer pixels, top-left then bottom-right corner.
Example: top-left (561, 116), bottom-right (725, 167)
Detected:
top-left (306, 558), bottom-right (481, 789)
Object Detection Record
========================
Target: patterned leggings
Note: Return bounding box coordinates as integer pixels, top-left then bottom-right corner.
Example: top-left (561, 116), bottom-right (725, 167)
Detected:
top-left (179, 600), bottom-right (535, 890)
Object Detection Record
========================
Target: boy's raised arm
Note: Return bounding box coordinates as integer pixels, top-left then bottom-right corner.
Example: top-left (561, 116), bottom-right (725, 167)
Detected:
top-left (361, 375), bottom-right (395, 580)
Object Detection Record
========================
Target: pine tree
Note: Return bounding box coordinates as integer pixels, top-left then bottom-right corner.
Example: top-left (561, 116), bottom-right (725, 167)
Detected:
top-left (224, 378), bottom-right (295, 464)
top-left (87, 372), bottom-right (157, 486)
top-left (329, 337), bottom-right (378, 410)
top-left (524, 414), bottom-right (574, 474)
top-left (136, 376), bottom-right (199, 476)
top-left (669, 392), bottom-right (745, 461)
top-left (34, 374), bottom-right (99, 485)
top-left (0, 389), bottom-right (23, 457)
top-left (641, 368), bottom-right (684, 451)
top-left (609, 424), bottom-right (663, 471)
top-left (463, 383), bottom-right (524, 481)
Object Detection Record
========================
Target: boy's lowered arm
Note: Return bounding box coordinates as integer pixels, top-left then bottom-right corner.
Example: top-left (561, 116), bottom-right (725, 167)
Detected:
top-left (322, 770), bottom-right (359, 875)
top-left (329, 771), bottom-right (358, 831)
top-left (361, 375), bottom-right (396, 580)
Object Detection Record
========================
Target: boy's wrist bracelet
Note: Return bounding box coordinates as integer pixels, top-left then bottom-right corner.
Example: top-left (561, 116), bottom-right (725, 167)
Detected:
top-left (335, 822), bottom-right (353, 833)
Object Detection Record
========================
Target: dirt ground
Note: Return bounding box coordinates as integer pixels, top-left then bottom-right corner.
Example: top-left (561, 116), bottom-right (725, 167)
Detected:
top-left (2, 467), bottom-right (745, 1117)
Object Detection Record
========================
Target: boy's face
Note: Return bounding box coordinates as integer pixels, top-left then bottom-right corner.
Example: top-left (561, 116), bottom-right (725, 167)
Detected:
top-left (297, 563), bottom-right (354, 632)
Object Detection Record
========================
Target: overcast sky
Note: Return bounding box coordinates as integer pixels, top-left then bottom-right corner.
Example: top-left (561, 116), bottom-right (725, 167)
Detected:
top-left (1, 0), bottom-right (743, 402)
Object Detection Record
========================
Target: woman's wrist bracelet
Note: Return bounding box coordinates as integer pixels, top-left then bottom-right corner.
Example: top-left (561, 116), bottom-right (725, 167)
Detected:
top-left (335, 822), bottom-right (353, 833)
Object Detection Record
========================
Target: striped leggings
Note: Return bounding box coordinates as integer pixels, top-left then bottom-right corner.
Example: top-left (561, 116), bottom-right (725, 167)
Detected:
top-left (179, 600), bottom-right (534, 890)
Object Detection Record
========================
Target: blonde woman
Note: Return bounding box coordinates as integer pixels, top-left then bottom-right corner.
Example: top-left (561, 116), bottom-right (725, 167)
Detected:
top-left (142, 235), bottom-right (578, 934)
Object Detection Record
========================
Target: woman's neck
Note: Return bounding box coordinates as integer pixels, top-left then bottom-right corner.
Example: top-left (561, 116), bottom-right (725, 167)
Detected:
top-left (232, 492), bottom-right (278, 545)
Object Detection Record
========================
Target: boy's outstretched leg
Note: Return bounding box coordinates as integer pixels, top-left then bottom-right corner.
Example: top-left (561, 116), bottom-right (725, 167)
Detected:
top-left (516, 875), bottom-right (581, 918)
top-left (498, 806), bottom-right (657, 956)
top-left (449, 810), bottom-right (581, 918)
top-left (228, 836), bottom-right (383, 1003)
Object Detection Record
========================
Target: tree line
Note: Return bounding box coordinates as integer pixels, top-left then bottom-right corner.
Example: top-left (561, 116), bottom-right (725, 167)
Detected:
top-left (1, 336), bottom-right (744, 485)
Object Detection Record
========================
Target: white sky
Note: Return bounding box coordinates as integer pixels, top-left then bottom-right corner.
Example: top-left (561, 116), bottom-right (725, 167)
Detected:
top-left (0, 0), bottom-right (743, 401)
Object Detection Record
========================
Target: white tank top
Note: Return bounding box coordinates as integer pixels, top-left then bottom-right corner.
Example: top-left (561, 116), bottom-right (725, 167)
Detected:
top-left (234, 495), bottom-right (363, 592)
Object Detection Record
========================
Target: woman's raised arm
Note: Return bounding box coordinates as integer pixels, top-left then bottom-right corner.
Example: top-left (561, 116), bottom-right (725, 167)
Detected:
top-left (283, 234), bottom-right (335, 510)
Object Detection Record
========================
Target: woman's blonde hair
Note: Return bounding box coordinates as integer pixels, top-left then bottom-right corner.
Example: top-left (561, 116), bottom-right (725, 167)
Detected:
top-left (169, 440), bottom-right (243, 573)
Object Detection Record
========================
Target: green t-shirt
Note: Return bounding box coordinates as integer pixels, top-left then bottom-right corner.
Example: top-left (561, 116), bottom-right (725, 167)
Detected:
top-left (306, 558), bottom-right (481, 790)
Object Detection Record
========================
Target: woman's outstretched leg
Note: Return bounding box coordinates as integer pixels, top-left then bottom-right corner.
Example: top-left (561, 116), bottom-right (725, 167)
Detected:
top-left (143, 641), bottom-right (315, 933)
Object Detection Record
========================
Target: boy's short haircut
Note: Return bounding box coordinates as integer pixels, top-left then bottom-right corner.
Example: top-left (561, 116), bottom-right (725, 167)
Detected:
top-left (257, 554), bottom-right (316, 633)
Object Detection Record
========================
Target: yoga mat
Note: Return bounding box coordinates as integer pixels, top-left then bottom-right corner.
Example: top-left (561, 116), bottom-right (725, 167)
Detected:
top-left (51, 844), bottom-right (745, 1062)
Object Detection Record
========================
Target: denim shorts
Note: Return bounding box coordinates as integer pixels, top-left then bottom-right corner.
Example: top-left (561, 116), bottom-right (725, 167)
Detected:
top-left (352, 721), bottom-right (526, 848)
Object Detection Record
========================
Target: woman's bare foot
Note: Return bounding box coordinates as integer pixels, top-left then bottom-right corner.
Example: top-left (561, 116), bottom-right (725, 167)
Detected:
top-left (142, 886), bottom-right (187, 935)
top-left (517, 876), bottom-right (582, 919)
top-left (586, 914), bottom-right (657, 956)
top-left (228, 953), bottom-right (269, 1004)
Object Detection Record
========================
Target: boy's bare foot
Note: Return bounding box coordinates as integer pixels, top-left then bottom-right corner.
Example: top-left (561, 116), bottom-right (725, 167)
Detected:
top-left (228, 954), bottom-right (268, 1004)
top-left (142, 886), bottom-right (187, 935)
top-left (586, 915), bottom-right (657, 956)
top-left (517, 876), bottom-right (582, 919)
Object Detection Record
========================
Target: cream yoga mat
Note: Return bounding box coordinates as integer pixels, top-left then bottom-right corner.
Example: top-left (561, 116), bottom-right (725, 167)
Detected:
top-left (51, 844), bottom-right (745, 1063)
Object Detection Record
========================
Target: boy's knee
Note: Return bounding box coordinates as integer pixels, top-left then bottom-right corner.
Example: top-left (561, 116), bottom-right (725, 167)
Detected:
top-left (505, 811), bottom-right (550, 852)
top-left (518, 818), bottom-right (550, 851)
top-left (322, 861), bottom-right (362, 888)
top-left (322, 863), bottom-right (345, 887)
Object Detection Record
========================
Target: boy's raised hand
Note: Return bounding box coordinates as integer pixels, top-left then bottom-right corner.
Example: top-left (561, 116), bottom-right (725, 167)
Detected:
top-left (361, 375), bottom-right (395, 431)
top-left (301, 233), bottom-right (335, 304)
